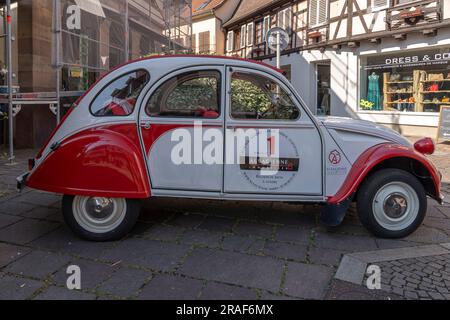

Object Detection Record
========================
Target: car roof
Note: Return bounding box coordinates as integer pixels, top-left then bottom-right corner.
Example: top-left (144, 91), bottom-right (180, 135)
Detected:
top-left (111, 54), bottom-right (283, 76)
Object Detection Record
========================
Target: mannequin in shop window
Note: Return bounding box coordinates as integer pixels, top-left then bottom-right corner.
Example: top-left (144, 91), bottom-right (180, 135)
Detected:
top-left (367, 72), bottom-right (382, 110)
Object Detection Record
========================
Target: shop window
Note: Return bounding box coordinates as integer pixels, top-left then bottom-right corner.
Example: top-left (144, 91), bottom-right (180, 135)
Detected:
top-left (146, 70), bottom-right (221, 118)
top-left (359, 47), bottom-right (450, 113)
top-left (230, 72), bottom-right (300, 120)
top-left (91, 70), bottom-right (150, 116)
top-left (309, 0), bottom-right (328, 27)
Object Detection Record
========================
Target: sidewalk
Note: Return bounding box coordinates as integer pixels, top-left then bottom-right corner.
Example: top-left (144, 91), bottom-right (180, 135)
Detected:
top-left (0, 140), bottom-right (449, 300)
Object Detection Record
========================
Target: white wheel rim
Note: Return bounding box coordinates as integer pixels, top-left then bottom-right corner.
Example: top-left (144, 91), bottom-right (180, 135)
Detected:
top-left (372, 182), bottom-right (419, 231)
top-left (72, 196), bottom-right (127, 234)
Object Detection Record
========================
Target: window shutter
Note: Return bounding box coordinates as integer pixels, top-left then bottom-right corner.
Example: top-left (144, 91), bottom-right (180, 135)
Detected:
top-left (372, 0), bottom-right (389, 10)
top-left (227, 31), bottom-right (234, 52)
top-left (192, 33), bottom-right (196, 52)
top-left (318, 0), bottom-right (327, 25)
top-left (204, 31), bottom-right (210, 52)
top-left (247, 23), bottom-right (254, 46)
top-left (263, 16), bottom-right (271, 41)
top-left (309, 0), bottom-right (318, 26)
top-left (284, 8), bottom-right (292, 29)
top-left (240, 25), bottom-right (246, 48)
top-left (309, 0), bottom-right (328, 27)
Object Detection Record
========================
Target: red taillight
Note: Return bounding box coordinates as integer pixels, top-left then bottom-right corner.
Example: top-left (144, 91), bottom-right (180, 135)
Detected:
top-left (414, 137), bottom-right (435, 155)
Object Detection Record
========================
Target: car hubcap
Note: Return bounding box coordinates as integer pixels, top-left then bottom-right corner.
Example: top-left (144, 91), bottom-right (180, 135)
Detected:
top-left (372, 182), bottom-right (419, 231)
top-left (72, 196), bottom-right (127, 234)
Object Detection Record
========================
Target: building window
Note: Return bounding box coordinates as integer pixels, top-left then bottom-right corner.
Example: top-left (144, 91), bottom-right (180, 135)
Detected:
top-left (278, 7), bottom-right (292, 30)
top-left (226, 31), bottom-right (234, 52)
top-left (91, 70), bottom-right (150, 116)
top-left (146, 70), bottom-right (221, 118)
top-left (198, 31), bottom-right (210, 53)
top-left (359, 47), bottom-right (450, 113)
top-left (263, 15), bottom-right (271, 41)
top-left (246, 23), bottom-right (254, 46)
top-left (309, 0), bottom-right (328, 27)
top-left (240, 25), bottom-right (246, 48)
top-left (230, 72), bottom-right (300, 120)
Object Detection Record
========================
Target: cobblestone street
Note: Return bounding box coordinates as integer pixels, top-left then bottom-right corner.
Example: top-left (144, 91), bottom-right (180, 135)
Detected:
top-left (0, 140), bottom-right (449, 300)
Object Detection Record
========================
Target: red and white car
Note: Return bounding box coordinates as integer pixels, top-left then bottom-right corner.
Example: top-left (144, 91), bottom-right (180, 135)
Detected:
top-left (17, 56), bottom-right (443, 241)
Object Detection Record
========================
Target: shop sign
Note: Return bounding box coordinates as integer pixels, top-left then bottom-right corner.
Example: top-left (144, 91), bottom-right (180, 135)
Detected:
top-left (364, 49), bottom-right (450, 70)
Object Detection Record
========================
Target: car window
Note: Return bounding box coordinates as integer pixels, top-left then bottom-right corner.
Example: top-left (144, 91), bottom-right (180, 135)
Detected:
top-left (146, 70), bottom-right (220, 118)
top-left (230, 72), bottom-right (300, 120)
top-left (91, 70), bottom-right (150, 116)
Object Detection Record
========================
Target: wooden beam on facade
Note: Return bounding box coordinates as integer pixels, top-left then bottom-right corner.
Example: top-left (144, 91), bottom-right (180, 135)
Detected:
top-left (393, 33), bottom-right (407, 40)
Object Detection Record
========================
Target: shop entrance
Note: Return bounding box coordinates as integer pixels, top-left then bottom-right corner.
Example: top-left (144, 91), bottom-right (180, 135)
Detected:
top-left (315, 63), bottom-right (331, 116)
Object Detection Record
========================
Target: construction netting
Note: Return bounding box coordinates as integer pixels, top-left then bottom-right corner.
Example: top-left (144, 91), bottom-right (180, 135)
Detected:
top-left (57, 0), bottom-right (192, 90)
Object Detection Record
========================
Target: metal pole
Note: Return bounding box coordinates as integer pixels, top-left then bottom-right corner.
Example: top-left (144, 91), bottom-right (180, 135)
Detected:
top-left (6, 0), bottom-right (14, 163)
top-left (276, 32), bottom-right (281, 69)
top-left (124, 1), bottom-right (129, 62)
top-left (54, 0), bottom-right (61, 124)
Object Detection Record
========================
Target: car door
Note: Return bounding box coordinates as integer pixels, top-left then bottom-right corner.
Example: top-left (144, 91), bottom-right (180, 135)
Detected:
top-left (223, 66), bottom-right (323, 196)
top-left (139, 66), bottom-right (225, 192)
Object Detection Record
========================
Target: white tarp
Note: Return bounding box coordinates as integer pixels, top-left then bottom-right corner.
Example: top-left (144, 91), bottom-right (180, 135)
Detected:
top-left (74, 0), bottom-right (106, 18)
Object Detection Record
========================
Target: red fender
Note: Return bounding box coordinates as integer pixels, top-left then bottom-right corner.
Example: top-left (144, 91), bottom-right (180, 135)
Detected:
top-left (27, 123), bottom-right (150, 199)
top-left (327, 143), bottom-right (442, 205)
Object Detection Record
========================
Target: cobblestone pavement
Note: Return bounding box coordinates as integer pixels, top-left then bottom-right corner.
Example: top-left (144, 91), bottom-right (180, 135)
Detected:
top-left (0, 140), bottom-right (449, 300)
top-left (374, 254), bottom-right (450, 300)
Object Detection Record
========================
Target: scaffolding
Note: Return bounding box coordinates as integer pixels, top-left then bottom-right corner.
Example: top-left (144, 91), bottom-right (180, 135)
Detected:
top-left (1, 0), bottom-right (192, 163)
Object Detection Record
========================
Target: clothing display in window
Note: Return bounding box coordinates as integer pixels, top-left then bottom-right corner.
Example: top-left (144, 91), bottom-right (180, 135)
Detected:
top-left (367, 73), bottom-right (382, 110)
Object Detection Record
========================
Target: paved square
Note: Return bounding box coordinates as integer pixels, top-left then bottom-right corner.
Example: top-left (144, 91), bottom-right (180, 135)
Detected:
top-left (0, 144), bottom-right (449, 300)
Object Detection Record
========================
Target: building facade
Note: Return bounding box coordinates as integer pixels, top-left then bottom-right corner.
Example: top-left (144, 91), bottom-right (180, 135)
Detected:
top-left (191, 0), bottom-right (240, 54)
top-left (0, 0), bottom-right (192, 149)
top-left (224, 0), bottom-right (450, 136)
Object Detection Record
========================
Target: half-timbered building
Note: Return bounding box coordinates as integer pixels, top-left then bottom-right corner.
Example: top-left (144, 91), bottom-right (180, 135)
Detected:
top-left (224, 0), bottom-right (450, 136)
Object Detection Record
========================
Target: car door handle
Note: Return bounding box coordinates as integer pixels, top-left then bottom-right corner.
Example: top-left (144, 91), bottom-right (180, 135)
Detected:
top-left (140, 122), bottom-right (151, 130)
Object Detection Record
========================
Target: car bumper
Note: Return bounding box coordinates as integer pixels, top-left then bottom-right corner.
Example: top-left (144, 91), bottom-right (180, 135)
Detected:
top-left (16, 172), bottom-right (29, 192)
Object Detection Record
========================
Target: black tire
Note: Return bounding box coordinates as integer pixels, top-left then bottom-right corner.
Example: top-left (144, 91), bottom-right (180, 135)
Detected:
top-left (62, 195), bottom-right (141, 241)
top-left (356, 168), bottom-right (427, 238)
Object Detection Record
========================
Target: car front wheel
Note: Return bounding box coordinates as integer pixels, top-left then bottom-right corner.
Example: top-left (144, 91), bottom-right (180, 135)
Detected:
top-left (62, 195), bottom-right (141, 241)
top-left (356, 168), bottom-right (427, 238)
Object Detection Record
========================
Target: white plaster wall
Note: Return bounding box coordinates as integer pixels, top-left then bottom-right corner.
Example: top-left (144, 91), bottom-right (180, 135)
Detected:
top-left (192, 17), bottom-right (218, 53)
top-left (263, 50), bottom-right (358, 118)
top-left (444, 0), bottom-right (450, 19)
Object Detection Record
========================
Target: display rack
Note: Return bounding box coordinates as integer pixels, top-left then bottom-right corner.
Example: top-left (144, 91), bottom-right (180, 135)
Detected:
top-left (382, 70), bottom-right (450, 112)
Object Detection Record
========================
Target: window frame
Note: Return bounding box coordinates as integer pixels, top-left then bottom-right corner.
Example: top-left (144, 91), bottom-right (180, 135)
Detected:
top-left (308, 0), bottom-right (329, 28)
top-left (229, 70), bottom-right (301, 122)
top-left (145, 69), bottom-right (222, 119)
top-left (89, 69), bottom-right (150, 117)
